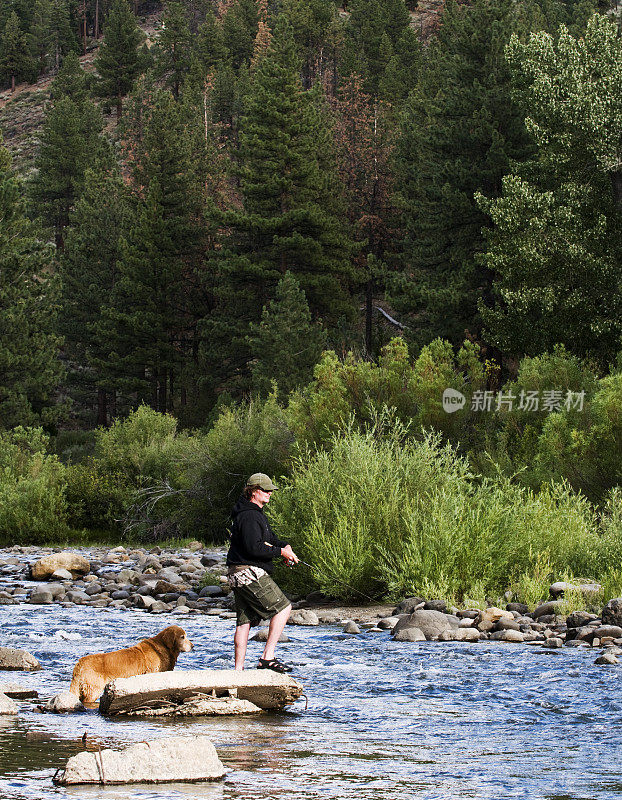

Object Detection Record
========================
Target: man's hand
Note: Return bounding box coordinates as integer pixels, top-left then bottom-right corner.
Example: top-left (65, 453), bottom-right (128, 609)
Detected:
top-left (280, 544), bottom-right (299, 565)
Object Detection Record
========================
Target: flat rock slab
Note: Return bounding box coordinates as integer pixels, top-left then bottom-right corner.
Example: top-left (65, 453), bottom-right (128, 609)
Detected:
top-left (124, 695), bottom-right (262, 717)
top-left (54, 736), bottom-right (226, 785)
top-left (0, 681), bottom-right (38, 699)
top-left (99, 669), bottom-right (304, 716)
top-left (0, 647), bottom-right (41, 671)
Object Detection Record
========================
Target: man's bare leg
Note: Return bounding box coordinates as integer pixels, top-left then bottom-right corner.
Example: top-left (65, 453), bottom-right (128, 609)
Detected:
top-left (234, 623), bottom-right (251, 670)
top-left (262, 604), bottom-right (292, 662)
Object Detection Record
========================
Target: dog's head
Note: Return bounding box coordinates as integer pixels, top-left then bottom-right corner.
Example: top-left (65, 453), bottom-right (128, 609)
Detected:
top-left (155, 625), bottom-right (193, 654)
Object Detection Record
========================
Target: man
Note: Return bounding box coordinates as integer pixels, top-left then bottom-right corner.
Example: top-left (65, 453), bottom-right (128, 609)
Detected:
top-left (226, 472), bottom-right (299, 673)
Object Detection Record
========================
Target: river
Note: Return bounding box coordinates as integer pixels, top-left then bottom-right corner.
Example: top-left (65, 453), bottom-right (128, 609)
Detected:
top-left (0, 603), bottom-right (621, 799)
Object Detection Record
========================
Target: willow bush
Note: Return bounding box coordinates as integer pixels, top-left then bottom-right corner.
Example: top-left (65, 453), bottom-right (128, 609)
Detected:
top-left (270, 414), bottom-right (614, 605)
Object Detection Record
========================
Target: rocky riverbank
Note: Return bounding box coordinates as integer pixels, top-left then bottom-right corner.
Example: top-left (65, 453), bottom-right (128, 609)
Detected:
top-left (0, 545), bottom-right (621, 666)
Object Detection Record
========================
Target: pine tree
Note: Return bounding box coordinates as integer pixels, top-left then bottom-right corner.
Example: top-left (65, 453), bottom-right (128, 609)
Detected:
top-left (333, 73), bottom-right (396, 354)
top-left (202, 17), bottom-right (355, 394)
top-left (94, 0), bottom-right (142, 118)
top-left (156, 1), bottom-right (193, 98)
top-left (29, 56), bottom-right (104, 247)
top-left (247, 271), bottom-right (327, 396)
top-left (97, 89), bottom-right (209, 412)
top-left (390, 0), bottom-right (535, 350)
top-left (61, 143), bottom-right (128, 425)
top-left (220, 0), bottom-right (257, 69)
top-left (47, 0), bottom-right (78, 71)
top-left (0, 140), bottom-right (63, 429)
top-left (0, 12), bottom-right (31, 91)
top-left (29, 0), bottom-right (52, 76)
top-left (281, 0), bottom-right (335, 87)
top-left (346, 0), bottom-right (410, 94)
top-left (194, 6), bottom-right (226, 71)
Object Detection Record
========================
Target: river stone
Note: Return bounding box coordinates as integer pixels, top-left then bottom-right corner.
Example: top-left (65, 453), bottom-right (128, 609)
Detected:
top-left (489, 629), bottom-right (525, 643)
top-left (54, 736), bottom-right (225, 785)
top-left (44, 691), bottom-right (85, 713)
top-left (495, 618), bottom-right (521, 631)
top-left (439, 628), bottom-right (480, 642)
top-left (343, 621), bottom-right (361, 634)
top-left (544, 637), bottom-right (564, 648)
top-left (593, 625), bottom-right (622, 640)
top-left (532, 601), bottom-right (563, 619)
top-left (393, 626), bottom-right (426, 642)
top-left (424, 599), bottom-right (447, 612)
top-left (393, 610), bottom-right (460, 641)
top-left (50, 568), bottom-right (74, 581)
top-left (0, 682), bottom-right (37, 699)
top-left (157, 569), bottom-right (184, 585)
top-left (595, 652), bottom-right (619, 665)
top-left (155, 580), bottom-right (186, 595)
top-left (288, 610), bottom-right (319, 626)
top-left (0, 692), bottom-right (18, 714)
top-left (0, 647), bottom-right (41, 671)
top-left (549, 581), bottom-right (601, 598)
top-left (478, 607), bottom-right (513, 624)
top-left (602, 598), bottom-right (622, 627)
top-left (566, 611), bottom-right (597, 629)
top-left (507, 602), bottom-right (529, 615)
top-left (100, 670), bottom-right (304, 715)
top-left (65, 590), bottom-right (90, 604)
top-left (135, 594), bottom-right (157, 610)
top-left (251, 628), bottom-right (289, 643)
top-left (29, 589), bottom-right (54, 604)
top-left (31, 552), bottom-right (90, 580)
top-left (199, 586), bottom-right (224, 598)
top-left (85, 583), bottom-right (103, 596)
top-left (393, 597), bottom-right (425, 615)
top-left (377, 616), bottom-right (400, 630)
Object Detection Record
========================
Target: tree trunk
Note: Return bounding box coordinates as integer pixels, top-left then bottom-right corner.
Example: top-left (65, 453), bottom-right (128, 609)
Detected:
top-left (10, 74), bottom-right (15, 93)
top-left (116, 93), bottom-right (123, 120)
top-left (158, 368), bottom-right (167, 412)
top-left (365, 277), bottom-right (373, 358)
top-left (97, 387), bottom-right (108, 427)
top-left (95, 0), bottom-right (100, 38)
top-left (611, 171), bottom-right (622, 209)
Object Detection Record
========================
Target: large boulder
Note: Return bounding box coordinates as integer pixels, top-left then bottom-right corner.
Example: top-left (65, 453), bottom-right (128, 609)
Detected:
top-left (31, 552), bottom-right (90, 581)
top-left (0, 647), bottom-right (41, 671)
top-left (393, 627), bottom-right (426, 642)
top-left (0, 692), bottom-right (18, 714)
top-left (54, 736), bottom-right (226, 785)
top-left (392, 610), bottom-right (460, 641)
top-left (99, 669), bottom-right (304, 715)
top-left (532, 601), bottom-right (563, 619)
top-left (549, 581), bottom-right (602, 598)
top-left (602, 598), bottom-right (622, 628)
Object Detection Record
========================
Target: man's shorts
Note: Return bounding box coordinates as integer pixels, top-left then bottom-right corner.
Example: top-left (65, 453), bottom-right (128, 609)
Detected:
top-left (233, 572), bottom-right (291, 627)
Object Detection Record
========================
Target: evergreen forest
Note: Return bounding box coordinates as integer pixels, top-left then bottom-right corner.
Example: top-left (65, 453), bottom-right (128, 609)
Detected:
top-left (0, 0), bottom-right (621, 605)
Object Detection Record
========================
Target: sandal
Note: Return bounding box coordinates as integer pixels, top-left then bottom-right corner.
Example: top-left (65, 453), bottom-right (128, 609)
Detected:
top-left (258, 657), bottom-right (293, 673)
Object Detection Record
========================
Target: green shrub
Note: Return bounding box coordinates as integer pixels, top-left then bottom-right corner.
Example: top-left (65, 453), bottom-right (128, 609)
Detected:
top-left (64, 460), bottom-right (133, 532)
top-left (270, 415), bottom-right (611, 604)
top-left (181, 394), bottom-right (295, 541)
top-left (94, 405), bottom-right (203, 486)
top-left (534, 372), bottom-right (622, 502)
top-left (0, 427), bottom-right (68, 543)
top-left (287, 337), bottom-right (485, 449)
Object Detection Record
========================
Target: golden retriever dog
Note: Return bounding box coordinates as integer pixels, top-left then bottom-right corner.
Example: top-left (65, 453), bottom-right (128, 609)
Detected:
top-left (69, 625), bottom-right (193, 704)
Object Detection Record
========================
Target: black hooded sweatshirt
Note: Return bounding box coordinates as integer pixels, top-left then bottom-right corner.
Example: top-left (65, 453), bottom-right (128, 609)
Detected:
top-left (226, 496), bottom-right (288, 574)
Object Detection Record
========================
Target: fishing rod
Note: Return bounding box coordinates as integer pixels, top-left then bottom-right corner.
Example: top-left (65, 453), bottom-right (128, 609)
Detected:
top-left (294, 558), bottom-right (378, 604)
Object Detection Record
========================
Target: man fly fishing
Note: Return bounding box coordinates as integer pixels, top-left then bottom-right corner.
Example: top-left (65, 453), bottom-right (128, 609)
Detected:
top-left (226, 473), bottom-right (299, 673)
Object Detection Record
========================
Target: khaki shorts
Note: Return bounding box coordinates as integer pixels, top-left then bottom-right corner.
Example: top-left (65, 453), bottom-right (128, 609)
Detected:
top-left (233, 572), bottom-right (291, 628)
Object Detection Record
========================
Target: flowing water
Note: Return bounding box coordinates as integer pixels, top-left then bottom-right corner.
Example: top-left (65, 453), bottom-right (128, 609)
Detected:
top-left (0, 604), bottom-right (621, 800)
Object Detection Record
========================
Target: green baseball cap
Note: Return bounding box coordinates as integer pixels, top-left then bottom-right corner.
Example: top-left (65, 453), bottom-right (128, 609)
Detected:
top-left (246, 473), bottom-right (278, 491)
